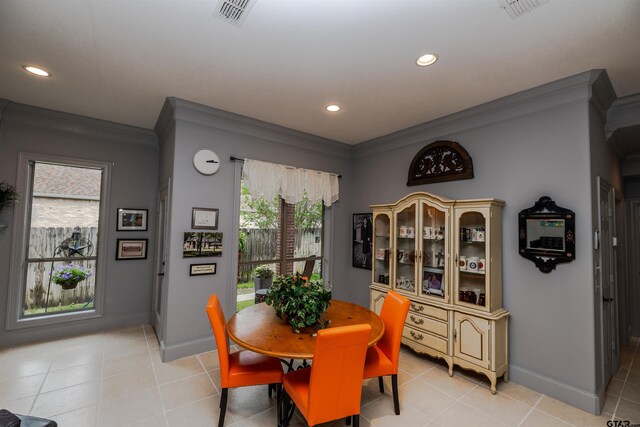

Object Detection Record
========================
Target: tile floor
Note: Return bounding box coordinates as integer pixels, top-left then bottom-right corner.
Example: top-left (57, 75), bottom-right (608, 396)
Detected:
top-left (0, 324), bottom-right (636, 427)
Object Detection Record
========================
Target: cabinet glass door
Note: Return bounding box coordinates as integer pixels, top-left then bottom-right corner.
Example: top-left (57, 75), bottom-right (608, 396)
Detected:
top-left (373, 213), bottom-right (391, 286)
top-left (457, 211), bottom-right (487, 308)
top-left (420, 203), bottom-right (447, 300)
top-left (394, 203), bottom-right (417, 293)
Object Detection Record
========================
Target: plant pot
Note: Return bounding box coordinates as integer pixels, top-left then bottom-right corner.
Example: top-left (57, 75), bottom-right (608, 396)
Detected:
top-left (253, 277), bottom-right (272, 290)
top-left (59, 282), bottom-right (79, 290)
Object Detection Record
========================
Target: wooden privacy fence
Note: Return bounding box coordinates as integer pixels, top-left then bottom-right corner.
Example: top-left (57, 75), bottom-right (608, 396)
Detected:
top-left (238, 228), bottom-right (321, 282)
top-left (24, 227), bottom-right (97, 312)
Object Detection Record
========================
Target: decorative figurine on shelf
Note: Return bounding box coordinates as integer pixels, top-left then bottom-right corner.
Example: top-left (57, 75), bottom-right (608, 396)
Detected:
top-left (423, 251), bottom-right (432, 266)
top-left (435, 250), bottom-right (445, 267)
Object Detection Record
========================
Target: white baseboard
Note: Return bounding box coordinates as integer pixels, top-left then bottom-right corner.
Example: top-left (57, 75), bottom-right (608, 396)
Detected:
top-left (510, 364), bottom-right (602, 414)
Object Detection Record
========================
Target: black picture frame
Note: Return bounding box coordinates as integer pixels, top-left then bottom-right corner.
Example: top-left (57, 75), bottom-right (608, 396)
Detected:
top-left (116, 238), bottom-right (148, 260)
top-left (191, 207), bottom-right (219, 230)
top-left (117, 208), bottom-right (148, 231)
top-left (189, 263), bottom-right (217, 276)
top-left (183, 232), bottom-right (223, 258)
top-left (518, 196), bottom-right (575, 273)
top-left (353, 213), bottom-right (372, 270)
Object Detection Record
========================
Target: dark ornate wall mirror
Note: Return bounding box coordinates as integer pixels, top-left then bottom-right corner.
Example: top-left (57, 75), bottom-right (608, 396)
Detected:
top-left (518, 196), bottom-right (575, 273)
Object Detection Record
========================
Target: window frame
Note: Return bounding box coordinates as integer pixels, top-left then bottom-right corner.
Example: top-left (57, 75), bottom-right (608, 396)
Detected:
top-left (5, 152), bottom-right (112, 330)
top-left (237, 196), bottom-right (325, 276)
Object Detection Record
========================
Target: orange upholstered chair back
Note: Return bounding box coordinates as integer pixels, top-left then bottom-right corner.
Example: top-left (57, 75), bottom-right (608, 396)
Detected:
top-left (205, 294), bottom-right (231, 388)
top-left (307, 324), bottom-right (371, 425)
top-left (377, 290), bottom-right (410, 371)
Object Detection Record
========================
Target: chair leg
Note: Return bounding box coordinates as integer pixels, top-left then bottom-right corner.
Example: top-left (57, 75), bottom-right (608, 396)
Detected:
top-left (276, 384), bottom-right (282, 426)
top-left (346, 415), bottom-right (351, 425)
top-left (218, 388), bottom-right (228, 427)
top-left (269, 383), bottom-right (274, 398)
top-left (378, 376), bottom-right (384, 393)
top-left (353, 414), bottom-right (360, 427)
top-left (283, 389), bottom-right (290, 427)
top-left (392, 374), bottom-right (399, 415)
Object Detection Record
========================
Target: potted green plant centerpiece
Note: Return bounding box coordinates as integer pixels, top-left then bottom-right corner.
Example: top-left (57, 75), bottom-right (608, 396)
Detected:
top-left (253, 265), bottom-right (274, 290)
top-left (265, 272), bottom-right (332, 333)
top-left (51, 263), bottom-right (92, 290)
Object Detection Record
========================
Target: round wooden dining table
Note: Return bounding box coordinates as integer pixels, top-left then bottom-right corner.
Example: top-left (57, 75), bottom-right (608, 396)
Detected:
top-left (226, 299), bottom-right (385, 360)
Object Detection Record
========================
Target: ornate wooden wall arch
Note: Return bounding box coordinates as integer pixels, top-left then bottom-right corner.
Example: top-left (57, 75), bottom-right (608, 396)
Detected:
top-left (407, 140), bottom-right (474, 186)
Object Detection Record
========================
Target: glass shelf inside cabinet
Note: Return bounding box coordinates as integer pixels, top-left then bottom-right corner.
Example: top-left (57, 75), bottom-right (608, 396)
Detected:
top-left (395, 204), bottom-right (416, 292)
top-left (458, 211), bottom-right (487, 307)
top-left (374, 214), bottom-right (391, 286)
top-left (421, 204), bottom-right (446, 299)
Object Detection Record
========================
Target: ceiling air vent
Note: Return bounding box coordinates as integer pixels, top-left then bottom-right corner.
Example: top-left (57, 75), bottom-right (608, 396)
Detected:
top-left (215, 0), bottom-right (257, 27)
top-left (498, 0), bottom-right (550, 19)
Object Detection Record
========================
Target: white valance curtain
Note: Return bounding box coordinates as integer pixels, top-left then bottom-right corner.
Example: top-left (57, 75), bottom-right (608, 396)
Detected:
top-left (242, 159), bottom-right (339, 207)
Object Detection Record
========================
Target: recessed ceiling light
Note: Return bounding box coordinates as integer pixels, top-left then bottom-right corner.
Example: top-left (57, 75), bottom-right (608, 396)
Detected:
top-left (23, 66), bottom-right (50, 77)
top-left (416, 54), bottom-right (439, 67)
top-left (326, 104), bottom-right (341, 112)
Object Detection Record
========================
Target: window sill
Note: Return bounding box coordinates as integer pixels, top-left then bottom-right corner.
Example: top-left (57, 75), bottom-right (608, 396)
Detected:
top-left (6, 309), bottom-right (102, 331)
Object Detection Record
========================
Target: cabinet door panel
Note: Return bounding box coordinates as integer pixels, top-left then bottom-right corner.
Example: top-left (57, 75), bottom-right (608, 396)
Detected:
top-left (455, 314), bottom-right (490, 369)
top-left (454, 208), bottom-right (490, 311)
top-left (373, 212), bottom-right (391, 287)
top-left (420, 202), bottom-right (448, 301)
top-left (394, 201), bottom-right (418, 294)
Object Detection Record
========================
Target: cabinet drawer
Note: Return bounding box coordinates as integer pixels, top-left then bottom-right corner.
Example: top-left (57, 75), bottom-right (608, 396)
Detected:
top-left (406, 312), bottom-right (448, 338)
top-left (409, 301), bottom-right (448, 322)
top-left (402, 325), bottom-right (448, 354)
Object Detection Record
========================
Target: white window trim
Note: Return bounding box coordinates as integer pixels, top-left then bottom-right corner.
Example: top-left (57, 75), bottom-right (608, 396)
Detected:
top-left (5, 152), bottom-right (112, 330)
top-left (230, 162), bottom-right (334, 316)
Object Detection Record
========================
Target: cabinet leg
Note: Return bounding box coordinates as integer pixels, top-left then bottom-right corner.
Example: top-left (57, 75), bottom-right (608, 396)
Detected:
top-left (489, 373), bottom-right (497, 394)
top-left (448, 363), bottom-right (453, 377)
top-left (504, 367), bottom-right (509, 383)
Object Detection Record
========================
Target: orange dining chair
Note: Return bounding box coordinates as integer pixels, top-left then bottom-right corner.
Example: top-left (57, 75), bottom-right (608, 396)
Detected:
top-left (282, 324), bottom-right (372, 427)
top-left (362, 290), bottom-right (410, 415)
top-left (205, 294), bottom-right (284, 427)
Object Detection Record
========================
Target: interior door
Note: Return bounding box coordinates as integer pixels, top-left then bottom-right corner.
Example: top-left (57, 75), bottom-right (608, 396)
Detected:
top-left (152, 184), bottom-right (169, 344)
top-left (598, 176), bottom-right (618, 384)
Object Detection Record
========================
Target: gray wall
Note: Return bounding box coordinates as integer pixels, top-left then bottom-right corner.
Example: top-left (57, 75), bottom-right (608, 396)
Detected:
top-left (349, 70), bottom-right (609, 413)
top-left (0, 101), bottom-right (158, 347)
top-left (155, 98), bottom-right (355, 360)
top-left (587, 71), bottom-right (623, 405)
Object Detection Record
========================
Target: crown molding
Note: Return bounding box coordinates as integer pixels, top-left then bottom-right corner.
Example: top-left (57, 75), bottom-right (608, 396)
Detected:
top-left (1, 100), bottom-right (157, 146)
top-left (588, 69), bottom-right (616, 122)
top-left (606, 92), bottom-right (640, 137)
top-left (165, 97), bottom-right (354, 159)
top-left (154, 97), bottom-right (176, 140)
top-left (354, 69), bottom-right (608, 158)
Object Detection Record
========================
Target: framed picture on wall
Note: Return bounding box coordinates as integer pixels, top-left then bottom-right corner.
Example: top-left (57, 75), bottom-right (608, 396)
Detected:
top-left (352, 213), bottom-right (372, 270)
top-left (117, 208), bottom-right (148, 231)
top-left (191, 207), bottom-right (219, 230)
top-left (183, 232), bottom-right (223, 257)
top-left (116, 239), bottom-right (148, 260)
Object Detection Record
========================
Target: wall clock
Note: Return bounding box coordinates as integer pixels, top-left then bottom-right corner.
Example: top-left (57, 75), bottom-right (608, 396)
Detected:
top-left (193, 149), bottom-right (220, 175)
